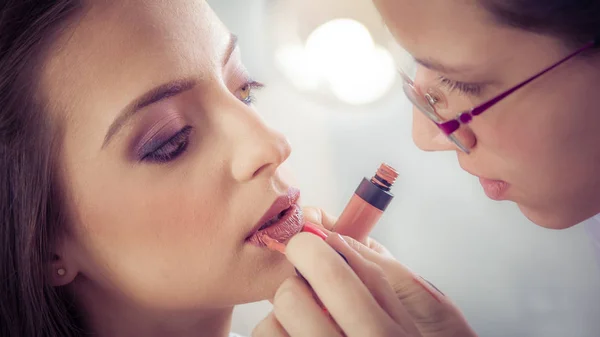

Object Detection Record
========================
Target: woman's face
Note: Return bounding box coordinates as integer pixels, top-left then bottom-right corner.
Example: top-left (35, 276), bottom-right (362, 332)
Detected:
top-left (41, 0), bottom-right (296, 311)
top-left (375, 0), bottom-right (600, 228)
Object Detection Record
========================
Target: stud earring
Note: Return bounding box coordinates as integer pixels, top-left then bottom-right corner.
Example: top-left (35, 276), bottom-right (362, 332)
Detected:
top-left (57, 268), bottom-right (66, 276)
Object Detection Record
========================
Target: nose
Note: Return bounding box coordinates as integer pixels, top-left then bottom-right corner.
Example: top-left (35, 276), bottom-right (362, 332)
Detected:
top-left (226, 105), bottom-right (291, 182)
top-left (412, 106), bottom-right (476, 152)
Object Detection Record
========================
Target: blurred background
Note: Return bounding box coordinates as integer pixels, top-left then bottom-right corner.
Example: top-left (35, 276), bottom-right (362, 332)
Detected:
top-left (208, 0), bottom-right (600, 336)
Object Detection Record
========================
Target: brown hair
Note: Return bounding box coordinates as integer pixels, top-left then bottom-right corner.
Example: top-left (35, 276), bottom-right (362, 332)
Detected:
top-left (0, 0), bottom-right (597, 336)
top-left (482, 0), bottom-right (600, 46)
top-left (0, 1), bottom-right (83, 336)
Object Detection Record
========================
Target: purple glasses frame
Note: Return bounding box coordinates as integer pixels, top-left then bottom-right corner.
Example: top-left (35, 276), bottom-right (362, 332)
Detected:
top-left (401, 37), bottom-right (599, 153)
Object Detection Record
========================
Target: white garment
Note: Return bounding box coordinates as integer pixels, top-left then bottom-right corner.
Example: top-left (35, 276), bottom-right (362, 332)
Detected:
top-left (584, 213), bottom-right (600, 265)
top-left (229, 333), bottom-right (245, 337)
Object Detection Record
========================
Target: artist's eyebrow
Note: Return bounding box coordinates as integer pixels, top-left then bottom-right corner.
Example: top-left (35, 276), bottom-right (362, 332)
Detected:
top-left (414, 57), bottom-right (472, 74)
top-left (102, 33), bottom-right (239, 149)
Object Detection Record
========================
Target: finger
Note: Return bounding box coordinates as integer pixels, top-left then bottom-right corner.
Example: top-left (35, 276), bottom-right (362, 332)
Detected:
top-left (302, 206), bottom-right (338, 231)
top-left (336, 234), bottom-right (453, 325)
top-left (343, 234), bottom-right (446, 300)
top-left (252, 312), bottom-right (290, 337)
top-left (332, 234), bottom-right (476, 336)
top-left (286, 233), bottom-right (400, 337)
top-left (327, 234), bottom-right (421, 336)
top-left (364, 236), bottom-right (394, 258)
top-left (273, 276), bottom-right (342, 337)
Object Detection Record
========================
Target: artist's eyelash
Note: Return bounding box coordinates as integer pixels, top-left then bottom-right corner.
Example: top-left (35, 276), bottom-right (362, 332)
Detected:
top-left (437, 76), bottom-right (483, 96)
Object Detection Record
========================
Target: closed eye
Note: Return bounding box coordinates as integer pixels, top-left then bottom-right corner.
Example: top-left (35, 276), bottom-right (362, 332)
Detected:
top-left (141, 126), bottom-right (192, 163)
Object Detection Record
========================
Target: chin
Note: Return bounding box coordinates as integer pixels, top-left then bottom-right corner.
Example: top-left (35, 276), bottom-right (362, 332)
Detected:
top-left (517, 203), bottom-right (582, 230)
top-left (235, 257), bottom-right (296, 305)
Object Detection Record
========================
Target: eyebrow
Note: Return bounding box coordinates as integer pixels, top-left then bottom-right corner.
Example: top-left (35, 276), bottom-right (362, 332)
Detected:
top-left (414, 57), bottom-right (471, 74)
top-left (102, 33), bottom-right (239, 148)
top-left (223, 34), bottom-right (238, 67)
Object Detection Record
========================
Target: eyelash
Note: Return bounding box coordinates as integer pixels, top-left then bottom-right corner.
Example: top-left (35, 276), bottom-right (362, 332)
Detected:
top-left (437, 76), bottom-right (482, 96)
top-left (142, 126), bottom-right (193, 163)
top-left (142, 81), bottom-right (264, 163)
top-left (240, 81), bottom-right (264, 105)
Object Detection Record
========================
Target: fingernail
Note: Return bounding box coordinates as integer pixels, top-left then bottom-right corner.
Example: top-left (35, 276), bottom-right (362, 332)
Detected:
top-left (294, 268), bottom-right (327, 312)
top-left (336, 234), bottom-right (349, 246)
top-left (262, 235), bottom-right (286, 255)
top-left (420, 276), bottom-right (445, 296)
top-left (302, 221), bottom-right (328, 240)
top-left (337, 251), bottom-right (349, 264)
top-left (295, 268), bottom-right (308, 284)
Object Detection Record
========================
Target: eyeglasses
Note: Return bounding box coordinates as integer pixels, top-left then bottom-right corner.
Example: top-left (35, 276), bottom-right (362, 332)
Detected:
top-left (399, 38), bottom-right (599, 153)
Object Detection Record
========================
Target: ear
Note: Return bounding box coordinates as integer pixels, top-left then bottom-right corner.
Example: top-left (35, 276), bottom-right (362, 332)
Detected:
top-left (48, 240), bottom-right (79, 287)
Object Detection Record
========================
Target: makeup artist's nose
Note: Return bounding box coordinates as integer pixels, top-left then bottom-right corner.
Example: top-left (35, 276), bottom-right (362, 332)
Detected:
top-left (412, 106), bottom-right (476, 152)
top-left (229, 111), bottom-right (291, 182)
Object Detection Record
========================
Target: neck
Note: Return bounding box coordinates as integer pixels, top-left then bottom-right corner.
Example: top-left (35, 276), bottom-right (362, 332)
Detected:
top-left (71, 276), bottom-right (235, 337)
top-left (91, 307), bottom-right (234, 337)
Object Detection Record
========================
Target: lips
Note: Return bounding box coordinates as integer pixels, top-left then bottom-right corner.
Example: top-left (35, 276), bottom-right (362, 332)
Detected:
top-left (459, 164), bottom-right (510, 201)
top-left (246, 187), bottom-right (304, 246)
top-left (478, 177), bottom-right (509, 201)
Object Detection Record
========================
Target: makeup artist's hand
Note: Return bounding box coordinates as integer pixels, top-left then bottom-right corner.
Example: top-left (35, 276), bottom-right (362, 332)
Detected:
top-left (253, 232), bottom-right (477, 337)
top-left (253, 232), bottom-right (422, 337)
top-left (255, 207), bottom-right (477, 337)
top-left (303, 206), bottom-right (394, 255)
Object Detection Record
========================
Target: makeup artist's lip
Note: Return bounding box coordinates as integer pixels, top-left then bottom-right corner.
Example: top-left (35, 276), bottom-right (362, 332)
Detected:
top-left (478, 177), bottom-right (509, 201)
top-left (246, 188), bottom-right (303, 246)
top-left (460, 166), bottom-right (509, 201)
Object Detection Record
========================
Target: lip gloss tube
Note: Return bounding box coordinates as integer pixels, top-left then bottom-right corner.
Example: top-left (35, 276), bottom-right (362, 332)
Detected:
top-left (333, 163), bottom-right (398, 243)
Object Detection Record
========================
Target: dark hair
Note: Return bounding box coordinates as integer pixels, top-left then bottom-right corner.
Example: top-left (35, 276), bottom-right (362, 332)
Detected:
top-left (0, 1), bottom-right (83, 336)
top-left (0, 0), bottom-right (598, 336)
top-left (482, 0), bottom-right (600, 47)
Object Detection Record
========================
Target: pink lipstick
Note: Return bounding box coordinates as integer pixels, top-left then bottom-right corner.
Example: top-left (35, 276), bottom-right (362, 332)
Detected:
top-left (262, 221), bottom-right (328, 253)
top-left (246, 188), bottom-right (304, 246)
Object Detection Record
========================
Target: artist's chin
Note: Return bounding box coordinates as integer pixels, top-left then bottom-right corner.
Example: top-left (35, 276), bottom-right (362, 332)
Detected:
top-left (517, 203), bottom-right (585, 230)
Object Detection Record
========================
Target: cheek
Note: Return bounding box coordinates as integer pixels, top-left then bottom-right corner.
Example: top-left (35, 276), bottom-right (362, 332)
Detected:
top-left (484, 86), bottom-right (586, 173)
top-left (479, 98), bottom-right (569, 189)
top-left (64, 161), bottom-right (237, 307)
top-left (475, 88), bottom-right (600, 226)
top-left (478, 62), bottom-right (599, 166)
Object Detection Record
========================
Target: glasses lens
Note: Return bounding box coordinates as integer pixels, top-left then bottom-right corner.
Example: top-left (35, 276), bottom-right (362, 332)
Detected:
top-left (401, 82), bottom-right (444, 124)
top-left (399, 74), bottom-right (469, 153)
top-left (447, 133), bottom-right (470, 154)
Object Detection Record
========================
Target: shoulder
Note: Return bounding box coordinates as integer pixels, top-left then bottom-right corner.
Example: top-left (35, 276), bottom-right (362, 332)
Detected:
top-left (584, 214), bottom-right (600, 254)
top-left (584, 214), bottom-right (600, 236)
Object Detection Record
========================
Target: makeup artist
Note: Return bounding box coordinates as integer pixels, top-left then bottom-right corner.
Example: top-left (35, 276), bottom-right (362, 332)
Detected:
top-left (253, 0), bottom-right (600, 336)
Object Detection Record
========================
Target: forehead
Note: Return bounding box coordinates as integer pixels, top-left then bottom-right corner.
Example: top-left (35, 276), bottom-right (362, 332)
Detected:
top-left (374, 0), bottom-right (534, 73)
top-left (40, 0), bottom-right (228, 125)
